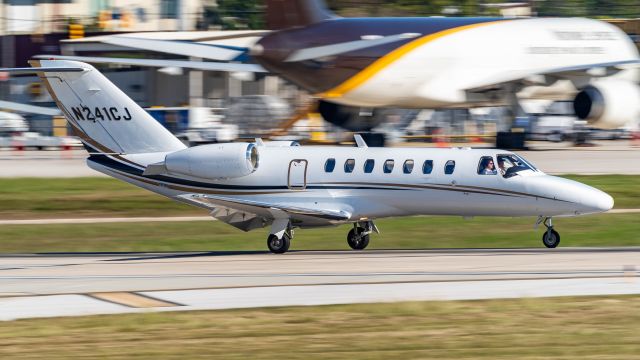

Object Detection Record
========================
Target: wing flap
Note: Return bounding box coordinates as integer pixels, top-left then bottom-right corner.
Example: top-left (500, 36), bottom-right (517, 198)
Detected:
top-left (179, 194), bottom-right (351, 223)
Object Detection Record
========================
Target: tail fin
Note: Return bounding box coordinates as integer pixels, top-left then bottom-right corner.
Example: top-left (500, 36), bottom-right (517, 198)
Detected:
top-left (265, 0), bottom-right (336, 30)
top-left (30, 59), bottom-right (186, 155)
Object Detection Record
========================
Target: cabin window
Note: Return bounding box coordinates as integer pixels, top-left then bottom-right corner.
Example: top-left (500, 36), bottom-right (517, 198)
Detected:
top-left (403, 160), bottom-right (414, 174)
top-left (325, 158), bottom-right (336, 173)
top-left (363, 159), bottom-right (375, 173)
top-left (477, 156), bottom-right (497, 175)
top-left (344, 159), bottom-right (355, 173)
top-left (444, 160), bottom-right (456, 175)
top-left (383, 159), bottom-right (395, 173)
top-left (422, 160), bottom-right (433, 174)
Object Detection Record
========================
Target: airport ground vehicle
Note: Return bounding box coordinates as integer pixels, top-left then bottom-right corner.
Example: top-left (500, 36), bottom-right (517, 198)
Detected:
top-left (0, 132), bottom-right (81, 149)
top-left (0, 111), bottom-right (29, 134)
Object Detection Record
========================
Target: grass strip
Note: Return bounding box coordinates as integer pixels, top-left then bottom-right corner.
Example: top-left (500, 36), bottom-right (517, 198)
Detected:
top-left (0, 175), bottom-right (639, 220)
top-left (1, 296), bottom-right (639, 359)
top-left (0, 213), bottom-right (637, 253)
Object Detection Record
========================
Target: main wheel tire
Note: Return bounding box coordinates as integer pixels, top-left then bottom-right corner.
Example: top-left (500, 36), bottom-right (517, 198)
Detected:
top-left (347, 227), bottom-right (370, 250)
top-left (267, 234), bottom-right (290, 254)
top-left (542, 229), bottom-right (560, 248)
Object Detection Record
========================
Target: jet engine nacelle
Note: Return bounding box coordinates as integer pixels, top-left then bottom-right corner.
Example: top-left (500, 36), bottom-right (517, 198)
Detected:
top-left (165, 143), bottom-right (259, 179)
top-left (318, 100), bottom-right (385, 132)
top-left (573, 80), bottom-right (640, 129)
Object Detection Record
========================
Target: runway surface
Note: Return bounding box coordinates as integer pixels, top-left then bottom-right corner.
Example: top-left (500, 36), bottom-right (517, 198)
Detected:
top-left (1, 248), bottom-right (638, 320)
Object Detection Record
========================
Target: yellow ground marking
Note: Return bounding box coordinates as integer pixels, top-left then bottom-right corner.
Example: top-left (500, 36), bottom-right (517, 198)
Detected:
top-left (89, 292), bottom-right (180, 308)
top-left (320, 21), bottom-right (503, 98)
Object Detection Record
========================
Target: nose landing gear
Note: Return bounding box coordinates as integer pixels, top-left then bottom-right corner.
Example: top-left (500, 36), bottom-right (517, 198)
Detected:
top-left (539, 217), bottom-right (560, 248)
top-left (347, 221), bottom-right (377, 250)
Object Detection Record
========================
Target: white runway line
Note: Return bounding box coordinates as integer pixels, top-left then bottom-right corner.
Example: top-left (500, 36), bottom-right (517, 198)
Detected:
top-left (144, 277), bottom-right (640, 311)
top-left (1, 277), bottom-right (639, 321)
top-left (0, 294), bottom-right (129, 321)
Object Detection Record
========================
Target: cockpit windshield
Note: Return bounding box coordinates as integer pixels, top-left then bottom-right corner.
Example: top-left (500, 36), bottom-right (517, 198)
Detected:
top-left (496, 154), bottom-right (537, 178)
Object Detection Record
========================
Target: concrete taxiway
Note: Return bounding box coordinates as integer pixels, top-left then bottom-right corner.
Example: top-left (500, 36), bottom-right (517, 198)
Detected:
top-left (0, 248), bottom-right (638, 320)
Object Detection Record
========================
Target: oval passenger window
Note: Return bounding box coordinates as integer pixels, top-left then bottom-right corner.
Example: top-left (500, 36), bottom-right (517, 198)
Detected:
top-left (444, 160), bottom-right (455, 175)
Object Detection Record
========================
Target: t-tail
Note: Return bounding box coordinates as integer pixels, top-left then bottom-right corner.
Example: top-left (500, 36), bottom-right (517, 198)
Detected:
top-left (28, 59), bottom-right (185, 155)
top-left (265, 0), bottom-right (336, 30)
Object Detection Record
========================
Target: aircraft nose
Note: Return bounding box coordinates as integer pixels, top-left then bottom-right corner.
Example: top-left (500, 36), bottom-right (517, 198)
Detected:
top-left (584, 189), bottom-right (614, 213)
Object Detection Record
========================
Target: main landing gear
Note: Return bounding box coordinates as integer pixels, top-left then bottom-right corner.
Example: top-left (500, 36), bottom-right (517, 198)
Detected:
top-left (538, 217), bottom-right (560, 248)
top-left (267, 218), bottom-right (293, 254)
top-left (266, 219), bottom-right (379, 254)
top-left (347, 221), bottom-right (377, 250)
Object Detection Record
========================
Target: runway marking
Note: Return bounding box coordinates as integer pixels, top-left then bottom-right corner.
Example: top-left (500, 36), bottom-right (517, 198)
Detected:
top-left (0, 209), bottom-right (637, 225)
top-left (88, 292), bottom-right (182, 308)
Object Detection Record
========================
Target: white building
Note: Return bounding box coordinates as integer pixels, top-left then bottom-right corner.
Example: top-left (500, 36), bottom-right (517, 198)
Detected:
top-left (0, 0), bottom-right (209, 35)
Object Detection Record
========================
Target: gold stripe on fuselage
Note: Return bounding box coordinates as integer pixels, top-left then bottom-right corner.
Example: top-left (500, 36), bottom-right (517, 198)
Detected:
top-left (319, 20), bottom-right (503, 99)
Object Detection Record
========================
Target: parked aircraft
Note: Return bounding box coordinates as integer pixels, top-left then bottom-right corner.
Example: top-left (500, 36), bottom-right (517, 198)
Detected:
top-left (2, 60), bottom-right (614, 253)
top-left (39, 0), bottom-right (640, 133)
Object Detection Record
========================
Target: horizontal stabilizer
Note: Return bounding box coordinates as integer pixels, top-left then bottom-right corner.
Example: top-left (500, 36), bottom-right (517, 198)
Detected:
top-left (101, 36), bottom-right (245, 62)
top-left (34, 55), bottom-right (267, 73)
top-left (0, 67), bottom-right (85, 74)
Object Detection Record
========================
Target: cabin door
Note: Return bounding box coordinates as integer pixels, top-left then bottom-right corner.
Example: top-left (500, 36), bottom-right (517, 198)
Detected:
top-left (288, 159), bottom-right (308, 190)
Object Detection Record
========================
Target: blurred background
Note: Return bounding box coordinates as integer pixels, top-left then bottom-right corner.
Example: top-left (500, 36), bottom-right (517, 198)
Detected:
top-left (0, 0), bottom-right (639, 149)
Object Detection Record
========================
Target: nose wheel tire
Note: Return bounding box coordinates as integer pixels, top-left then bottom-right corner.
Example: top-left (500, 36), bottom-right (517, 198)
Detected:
top-left (267, 234), bottom-right (291, 254)
top-left (542, 229), bottom-right (560, 248)
top-left (347, 227), bottom-right (370, 250)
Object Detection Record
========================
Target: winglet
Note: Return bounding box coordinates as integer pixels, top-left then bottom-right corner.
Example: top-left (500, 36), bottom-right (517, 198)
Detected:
top-left (354, 134), bottom-right (368, 148)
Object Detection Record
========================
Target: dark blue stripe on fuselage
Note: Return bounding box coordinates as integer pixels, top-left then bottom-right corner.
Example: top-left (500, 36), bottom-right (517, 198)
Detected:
top-left (88, 154), bottom-right (410, 192)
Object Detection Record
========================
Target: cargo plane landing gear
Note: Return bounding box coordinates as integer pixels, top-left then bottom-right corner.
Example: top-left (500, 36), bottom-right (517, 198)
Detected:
top-left (538, 217), bottom-right (560, 248)
top-left (347, 221), bottom-right (378, 250)
top-left (267, 218), bottom-right (293, 254)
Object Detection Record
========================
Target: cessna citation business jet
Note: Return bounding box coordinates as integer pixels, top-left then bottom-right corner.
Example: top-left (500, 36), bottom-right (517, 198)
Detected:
top-left (4, 60), bottom-right (614, 253)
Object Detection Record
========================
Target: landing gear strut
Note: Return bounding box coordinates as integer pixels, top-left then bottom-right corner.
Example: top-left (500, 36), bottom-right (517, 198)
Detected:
top-left (267, 219), bottom-right (293, 254)
top-left (540, 217), bottom-right (560, 248)
top-left (347, 221), bottom-right (376, 250)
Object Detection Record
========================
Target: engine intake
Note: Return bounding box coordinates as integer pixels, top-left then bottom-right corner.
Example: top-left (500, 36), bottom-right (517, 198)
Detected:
top-left (573, 80), bottom-right (640, 129)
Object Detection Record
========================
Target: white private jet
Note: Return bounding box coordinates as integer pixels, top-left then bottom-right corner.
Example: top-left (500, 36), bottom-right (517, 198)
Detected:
top-left (3, 60), bottom-right (614, 253)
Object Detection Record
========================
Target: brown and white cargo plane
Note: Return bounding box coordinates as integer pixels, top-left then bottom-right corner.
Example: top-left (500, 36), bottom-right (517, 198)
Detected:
top-left (35, 0), bottom-right (640, 131)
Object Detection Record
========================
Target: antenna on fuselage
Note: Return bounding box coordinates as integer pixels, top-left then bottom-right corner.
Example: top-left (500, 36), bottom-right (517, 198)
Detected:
top-left (354, 134), bottom-right (368, 148)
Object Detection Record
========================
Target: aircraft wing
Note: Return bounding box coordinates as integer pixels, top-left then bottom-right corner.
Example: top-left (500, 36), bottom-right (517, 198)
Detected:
top-left (285, 33), bottom-right (420, 62)
top-left (34, 55), bottom-right (267, 73)
top-left (178, 193), bottom-right (351, 231)
top-left (465, 59), bottom-right (640, 93)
